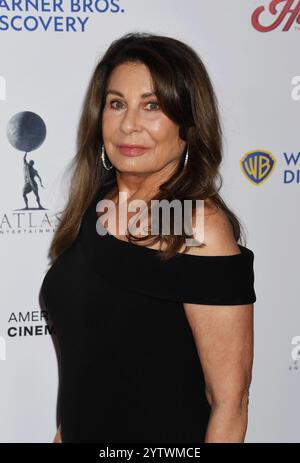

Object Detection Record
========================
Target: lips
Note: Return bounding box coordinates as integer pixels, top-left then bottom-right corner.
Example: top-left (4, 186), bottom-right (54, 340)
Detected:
top-left (117, 144), bottom-right (149, 157)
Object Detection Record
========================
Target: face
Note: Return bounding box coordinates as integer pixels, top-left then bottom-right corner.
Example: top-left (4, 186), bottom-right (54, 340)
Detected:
top-left (101, 61), bottom-right (186, 177)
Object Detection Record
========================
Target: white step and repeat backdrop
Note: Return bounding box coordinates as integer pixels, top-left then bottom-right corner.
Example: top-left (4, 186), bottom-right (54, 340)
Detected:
top-left (0, 0), bottom-right (299, 443)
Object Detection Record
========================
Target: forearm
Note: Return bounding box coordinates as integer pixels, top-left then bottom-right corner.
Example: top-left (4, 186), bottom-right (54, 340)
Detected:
top-left (204, 402), bottom-right (248, 443)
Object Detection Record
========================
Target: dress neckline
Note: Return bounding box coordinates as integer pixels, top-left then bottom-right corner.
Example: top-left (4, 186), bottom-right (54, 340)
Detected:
top-left (90, 183), bottom-right (252, 261)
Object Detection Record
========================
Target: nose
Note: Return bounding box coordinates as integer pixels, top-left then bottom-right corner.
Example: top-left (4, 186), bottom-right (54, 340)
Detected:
top-left (119, 106), bottom-right (142, 134)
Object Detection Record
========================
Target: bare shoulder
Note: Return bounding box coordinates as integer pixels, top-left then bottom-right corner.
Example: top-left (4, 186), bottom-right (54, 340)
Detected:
top-left (183, 198), bottom-right (241, 256)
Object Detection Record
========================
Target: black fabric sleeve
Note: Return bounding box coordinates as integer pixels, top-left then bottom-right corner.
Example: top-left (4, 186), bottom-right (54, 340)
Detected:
top-left (177, 246), bottom-right (256, 305)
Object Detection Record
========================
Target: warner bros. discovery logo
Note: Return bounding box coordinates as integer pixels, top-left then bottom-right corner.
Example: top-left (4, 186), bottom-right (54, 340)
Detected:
top-left (1, 111), bottom-right (58, 235)
top-left (240, 150), bottom-right (276, 185)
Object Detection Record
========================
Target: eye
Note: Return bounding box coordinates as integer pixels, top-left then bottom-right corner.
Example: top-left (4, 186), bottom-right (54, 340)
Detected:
top-left (145, 101), bottom-right (160, 111)
top-left (109, 99), bottom-right (124, 110)
top-left (108, 99), bottom-right (160, 111)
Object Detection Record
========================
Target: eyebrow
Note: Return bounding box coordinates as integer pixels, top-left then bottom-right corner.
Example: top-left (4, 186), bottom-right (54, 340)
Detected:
top-left (105, 89), bottom-right (157, 98)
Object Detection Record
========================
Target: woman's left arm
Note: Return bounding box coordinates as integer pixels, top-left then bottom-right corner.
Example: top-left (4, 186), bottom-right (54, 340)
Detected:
top-left (183, 301), bottom-right (254, 443)
top-left (183, 203), bottom-right (254, 442)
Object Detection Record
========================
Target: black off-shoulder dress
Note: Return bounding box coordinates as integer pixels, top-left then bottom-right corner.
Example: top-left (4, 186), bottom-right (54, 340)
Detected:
top-left (41, 182), bottom-right (256, 443)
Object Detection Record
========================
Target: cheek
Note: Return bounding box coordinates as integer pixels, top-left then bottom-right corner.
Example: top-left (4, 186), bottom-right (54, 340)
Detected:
top-left (152, 119), bottom-right (184, 159)
top-left (102, 111), bottom-right (118, 135)
top-left (148, 115), bottom-right (178, 141)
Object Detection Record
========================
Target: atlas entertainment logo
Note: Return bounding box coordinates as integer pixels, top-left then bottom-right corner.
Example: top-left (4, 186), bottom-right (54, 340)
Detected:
top-left (0, 108), bottom-right (58, 235)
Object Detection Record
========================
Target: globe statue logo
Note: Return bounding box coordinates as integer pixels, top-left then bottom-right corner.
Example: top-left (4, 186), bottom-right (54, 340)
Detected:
top-left (6, 111), bottom-right (46, 210)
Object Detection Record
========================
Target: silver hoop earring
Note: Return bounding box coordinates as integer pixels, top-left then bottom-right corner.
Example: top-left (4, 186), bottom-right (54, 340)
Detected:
top-left (101, 145), bottom-right (113, 171)
top-left (184, 150), bottom-right (189, 168)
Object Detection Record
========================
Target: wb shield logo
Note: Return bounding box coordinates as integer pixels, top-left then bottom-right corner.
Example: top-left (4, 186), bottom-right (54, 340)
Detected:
top-left (240, 150), bottom-right (276, 185)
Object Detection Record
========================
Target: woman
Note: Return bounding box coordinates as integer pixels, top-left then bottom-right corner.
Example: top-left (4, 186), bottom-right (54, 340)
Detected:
top-left (42, 32), bottom-right (256, 443)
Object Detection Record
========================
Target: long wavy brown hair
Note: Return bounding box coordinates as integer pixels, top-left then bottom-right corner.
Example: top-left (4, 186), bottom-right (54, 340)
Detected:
top-left (49, 31), bottom-right (246, 264)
